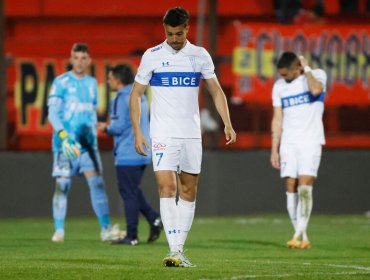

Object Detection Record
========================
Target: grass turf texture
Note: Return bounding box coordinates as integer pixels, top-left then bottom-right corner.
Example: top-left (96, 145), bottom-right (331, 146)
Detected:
top-left (0, 215), bottom-right (369, 279)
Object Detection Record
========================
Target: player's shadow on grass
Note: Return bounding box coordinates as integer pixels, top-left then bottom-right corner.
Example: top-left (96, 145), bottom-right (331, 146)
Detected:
top-left (34, 258), bottom-right (119, 266)
top-left (245, 239), bottom-right (284, 248)
top-left (197, 239), bottom-right (284, 249)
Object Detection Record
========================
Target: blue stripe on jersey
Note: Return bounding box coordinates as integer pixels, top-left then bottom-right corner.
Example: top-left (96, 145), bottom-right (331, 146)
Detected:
top-left (282, 91), bottom-right (325, 109)
top-left (150, 72), bottom-right (201, 87)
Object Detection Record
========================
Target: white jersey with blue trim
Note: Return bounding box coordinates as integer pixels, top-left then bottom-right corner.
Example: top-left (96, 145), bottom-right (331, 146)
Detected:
top-left (272, 69), bottom-right (327, 145)
top-left (135, 40), bottom-right (216, 138)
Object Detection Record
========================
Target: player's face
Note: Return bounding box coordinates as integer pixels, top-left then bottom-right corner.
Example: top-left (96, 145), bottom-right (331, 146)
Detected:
top-left (107, 71), bottom-right (120, 91)
top-left (278, 63), bottom-right (301, 83)
top-left (164, 24), bottom-right (189, 51)
top-left (70, 51), bottom-right (91, 77)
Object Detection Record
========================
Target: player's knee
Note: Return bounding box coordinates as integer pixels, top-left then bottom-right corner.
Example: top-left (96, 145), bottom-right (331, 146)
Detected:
top-left (179, 185), bottom-right (197, 201)
top-left (55, 177), bottom-right (71, 194)
top-left (159, 183), bottom-right (177, 197)
top-left (87, 175), bottom-right (105, 190)
top-left (298, 185), bottom-right (313, 198)
top-left (159, 189), bottom-right (177, 198)
top-left (298, 175), bottom-right (315, 186)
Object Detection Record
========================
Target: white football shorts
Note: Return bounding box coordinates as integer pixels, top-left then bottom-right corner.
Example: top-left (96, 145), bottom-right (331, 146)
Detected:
top-left (279, 143), bottom-right (322, 178)
top-left (151, 137), bottom-right (202, 174)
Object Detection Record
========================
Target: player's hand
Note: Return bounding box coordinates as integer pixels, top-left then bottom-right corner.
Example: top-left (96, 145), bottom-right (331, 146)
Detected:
top-left (270, 151), bottom-right (280, 169)
top-left (97, 122), bottom-right (107, 132)
top-left (134, 130), bottom-right (149, 156)
top-left (58, 130), bottom-right (81, 159)
top-left (298, 55), bottom-right (308, 68)
top-left (224, 125), bottom-right (236, 145)
top-left (62, 138), bottom-right (82, 159)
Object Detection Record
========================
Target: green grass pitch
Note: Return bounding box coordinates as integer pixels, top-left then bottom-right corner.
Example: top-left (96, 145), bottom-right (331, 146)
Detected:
top-left (0, 214), bottom-right (369, 279)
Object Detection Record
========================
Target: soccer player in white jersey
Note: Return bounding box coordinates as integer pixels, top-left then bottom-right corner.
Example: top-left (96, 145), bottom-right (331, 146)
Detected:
top-left (129, 7), bottom-right (236, 267)
top-left (270, 52), bottom-right (327, 249)
top-left (47, 43), bottom-right (124, 242)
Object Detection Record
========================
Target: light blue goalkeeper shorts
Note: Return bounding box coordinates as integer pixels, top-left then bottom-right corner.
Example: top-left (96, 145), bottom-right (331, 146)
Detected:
top-left (52, 149), bottom-right (103, 177)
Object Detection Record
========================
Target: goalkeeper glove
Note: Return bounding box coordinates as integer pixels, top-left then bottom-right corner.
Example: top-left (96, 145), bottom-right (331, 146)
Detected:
top-left (58, 130), bottom-right (82, 159)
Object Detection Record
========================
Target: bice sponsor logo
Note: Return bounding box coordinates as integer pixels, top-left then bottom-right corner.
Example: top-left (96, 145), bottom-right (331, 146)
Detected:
top-left (281, 91), bottom-right (323, 109)
top-left (161, 76), bottom-right (197, 86)
top-left (150, 72), bottom-right (201, 87)
top-left (283, 94), bottom-right (310, 108)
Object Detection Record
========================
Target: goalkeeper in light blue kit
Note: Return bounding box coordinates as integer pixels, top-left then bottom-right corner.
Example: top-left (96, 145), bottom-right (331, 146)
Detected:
top-left (47, 43), bottom-right (124, 242)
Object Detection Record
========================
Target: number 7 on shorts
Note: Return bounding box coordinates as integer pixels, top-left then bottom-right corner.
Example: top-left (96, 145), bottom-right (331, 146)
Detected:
top-left (156, 152), bottom-right (163, 166)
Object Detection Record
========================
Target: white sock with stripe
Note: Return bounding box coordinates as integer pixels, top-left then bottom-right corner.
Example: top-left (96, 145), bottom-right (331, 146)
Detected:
top-left (160, 197), bottom-right (180, 252)
top-left (177, 197), bottom-right (196, 253)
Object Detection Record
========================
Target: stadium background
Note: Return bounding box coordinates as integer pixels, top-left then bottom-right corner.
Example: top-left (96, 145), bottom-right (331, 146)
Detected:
top-left (0, 0), bottom-right (369, 217)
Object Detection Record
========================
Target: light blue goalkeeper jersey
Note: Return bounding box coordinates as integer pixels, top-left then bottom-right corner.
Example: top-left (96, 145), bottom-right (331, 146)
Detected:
top-left (48, 71), bottom-right (98, 153)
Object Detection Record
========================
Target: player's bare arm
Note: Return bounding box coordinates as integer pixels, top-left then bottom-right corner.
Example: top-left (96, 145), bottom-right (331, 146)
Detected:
top-left (129, 82), bottom-right (149, 156)
top-left (299, 56), bottom-right (323, 96)
top-left (271, 106), bottom-right (283, 169)
top-left (204, 77), bottom-right (236, 145)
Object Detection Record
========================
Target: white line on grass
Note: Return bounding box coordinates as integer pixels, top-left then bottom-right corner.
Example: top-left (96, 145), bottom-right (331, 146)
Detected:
top-left (324, 264), bottom-right (370, 271)
top-left (198, 261), bottom-right (370, 280)
top-left (217, 271), bottom-right (370, 280)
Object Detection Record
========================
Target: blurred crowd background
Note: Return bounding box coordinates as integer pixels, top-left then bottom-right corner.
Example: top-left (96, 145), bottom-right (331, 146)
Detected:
top-left (1, 0), bottom-right (369, 151)
top-left (0, 0), bottom-right (369, 218)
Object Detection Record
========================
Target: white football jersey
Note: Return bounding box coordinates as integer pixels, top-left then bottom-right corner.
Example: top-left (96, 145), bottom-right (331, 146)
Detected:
top-left (272, 69), bottom-right (327, 145)
top-left (135, 40), bottom-right (216, 138)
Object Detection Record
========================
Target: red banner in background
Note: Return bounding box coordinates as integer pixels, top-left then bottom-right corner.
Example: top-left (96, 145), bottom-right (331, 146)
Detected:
top-left (14, 57), bottom-right (139, 137)
top-left (232, 23), bottom-right (370, 105)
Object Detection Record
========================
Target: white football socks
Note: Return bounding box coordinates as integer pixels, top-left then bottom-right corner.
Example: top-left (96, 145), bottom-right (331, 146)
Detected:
top-left (294, 185), bottom-right (313, 241)
top-left (160, 197), bottom-right (196, 253)
top-left (160, 197), bottom-right (180, 252)
top-left (286, 192), bottom-right (298, 232)
top-left (177, 197), bottom-right (196, 253)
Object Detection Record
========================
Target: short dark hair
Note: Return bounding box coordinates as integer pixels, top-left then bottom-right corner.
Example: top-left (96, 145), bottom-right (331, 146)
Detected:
top-left (109, 65), bottom-right (134, 85)
top-left (71, 43), bottom-right (89, 53)
top-left (277, 52), bottom-right (298, 69)
top-left (163, 7), bottom-right (189, 27)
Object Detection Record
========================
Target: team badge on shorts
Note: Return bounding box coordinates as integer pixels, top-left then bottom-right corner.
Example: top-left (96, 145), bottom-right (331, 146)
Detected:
top-left (153, 143), bottom-right (166, 151)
